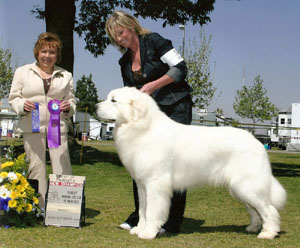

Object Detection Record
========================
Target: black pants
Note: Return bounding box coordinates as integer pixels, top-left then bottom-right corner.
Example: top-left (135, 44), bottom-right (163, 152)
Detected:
top-left (125, 96), bottom-right (193, 233)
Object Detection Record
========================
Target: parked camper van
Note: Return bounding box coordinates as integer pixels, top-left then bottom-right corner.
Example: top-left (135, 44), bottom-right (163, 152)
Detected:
top-left (269, 103), bottom-right (300, 150)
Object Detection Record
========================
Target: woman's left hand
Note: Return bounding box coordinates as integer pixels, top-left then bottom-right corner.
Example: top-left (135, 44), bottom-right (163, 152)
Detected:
top-left (140, 75), bottom-right (174, 95)
top-left (140, 82), bottom-right (157, 95)
top-left (60, 100), bottom-right (70, 112)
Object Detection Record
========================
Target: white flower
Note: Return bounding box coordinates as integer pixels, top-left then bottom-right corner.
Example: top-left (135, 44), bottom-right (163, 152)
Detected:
top-left (0, 177), bottom-right (3, 183)
top-left (7, 172), bottom-right (17, 181)
top-left (0, 185), bottom-right (11, 199)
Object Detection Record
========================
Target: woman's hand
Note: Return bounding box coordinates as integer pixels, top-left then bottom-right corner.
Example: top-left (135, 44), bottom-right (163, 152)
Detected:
top-left (24, 100), bottom-right (36, 112)
top-left (140, 75), bottom-right (174, 95)
top-left (140, 82), bottom-right (157, 95)
top-left (60, 100), bottom-right (70, 112)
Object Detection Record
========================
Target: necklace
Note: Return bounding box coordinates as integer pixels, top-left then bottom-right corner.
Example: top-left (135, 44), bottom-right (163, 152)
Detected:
top-left (45, 78), bottom-right (51, 86)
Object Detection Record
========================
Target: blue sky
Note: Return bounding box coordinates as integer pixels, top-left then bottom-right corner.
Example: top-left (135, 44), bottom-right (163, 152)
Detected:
top-left (1, 0), bottom-right (300, 121)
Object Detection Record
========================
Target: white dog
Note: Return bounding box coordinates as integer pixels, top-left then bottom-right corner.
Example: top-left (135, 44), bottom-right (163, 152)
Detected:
top-left (96, 87), bottom-right (286, 240)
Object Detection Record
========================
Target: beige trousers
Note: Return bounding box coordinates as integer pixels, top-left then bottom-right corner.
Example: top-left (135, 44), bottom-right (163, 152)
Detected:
top-left (23, 132), bottom-right (72, 208)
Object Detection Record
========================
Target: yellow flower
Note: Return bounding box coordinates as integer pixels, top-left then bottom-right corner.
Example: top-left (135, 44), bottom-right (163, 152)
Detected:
top-left (15, 153), bottom-right (26, 165)
top-left (1, 161), bottom-right (14, 169)
top-left (16, 172), bottom-right (22, 179)
top-left (15, 153), bottom-right (27, 169)
top-left (4, 183), bottom-right (11, 189)
top-left (10, 190), bottom-right (20, 199)
top-left (0, 171), bottom-right (8, 178)
top-left (20, 177), bottom-right (29, 188)
top-left (21, 191), bottom-right (27, 198)
top-left (12, 178), bottom-right (20, 185)
top-left (16, 185), bottom-right (25, 193)
top-left (33, 196), bottom-right (39, 205)
top-left (16, 205), bottom-right (23, 213)
top-left (26, 203), bottom-right (33, 213)
top-left (26, 187), bottom-right (34, 195)
top-left (8, 199), bottom-right (17, 208)
top-left (8, 184), bottom-right (16, 191)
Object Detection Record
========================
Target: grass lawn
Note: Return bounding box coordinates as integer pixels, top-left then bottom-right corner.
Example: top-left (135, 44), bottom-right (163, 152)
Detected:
top-left (0, 140), bottom-right (299, 248)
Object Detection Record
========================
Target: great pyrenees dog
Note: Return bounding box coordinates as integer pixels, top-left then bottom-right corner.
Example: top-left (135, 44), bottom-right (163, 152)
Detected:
top-left (96, 87), bottom-right (286, 240)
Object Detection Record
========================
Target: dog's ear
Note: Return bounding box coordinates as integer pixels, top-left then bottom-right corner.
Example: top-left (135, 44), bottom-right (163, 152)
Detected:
top-left (130, 99), bottom-right (147, 122)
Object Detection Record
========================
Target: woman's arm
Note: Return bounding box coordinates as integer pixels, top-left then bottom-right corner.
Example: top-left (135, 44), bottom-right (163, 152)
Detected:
top-left (8, 67), bottom-right (29, 115)
top-left (141, 33), bottom-right (187, 95)
top-left (140, 74), bottom-right (173, 95)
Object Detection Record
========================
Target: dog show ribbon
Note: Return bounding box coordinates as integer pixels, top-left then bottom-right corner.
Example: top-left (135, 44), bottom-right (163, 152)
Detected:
top-left (47, 99), bottom-right (61, 148)
top-left (32, 102), bottom-right (40, 132)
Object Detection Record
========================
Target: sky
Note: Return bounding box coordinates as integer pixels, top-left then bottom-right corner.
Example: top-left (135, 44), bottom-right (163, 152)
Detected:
top-left (1, 0), bottom-right (300, 121)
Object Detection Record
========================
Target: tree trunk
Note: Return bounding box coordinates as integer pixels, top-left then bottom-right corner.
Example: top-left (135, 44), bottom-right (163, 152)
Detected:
top-left (45, 0), bottom-right (75, 73)
top-left (45, 0), bottom-right (78, 149)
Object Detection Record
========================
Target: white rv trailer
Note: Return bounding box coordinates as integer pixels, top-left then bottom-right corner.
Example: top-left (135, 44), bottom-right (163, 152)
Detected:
top-left (270, 103), bottom-right (300, 149)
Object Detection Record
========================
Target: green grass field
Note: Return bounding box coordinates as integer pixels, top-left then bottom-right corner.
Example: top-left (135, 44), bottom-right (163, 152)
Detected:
top-left (0, 140), bottom-right (299, 248)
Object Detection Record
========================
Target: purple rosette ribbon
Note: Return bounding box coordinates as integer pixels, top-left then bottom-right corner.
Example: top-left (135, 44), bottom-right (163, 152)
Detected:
top-left (47, 99), bottom-right (61, 148)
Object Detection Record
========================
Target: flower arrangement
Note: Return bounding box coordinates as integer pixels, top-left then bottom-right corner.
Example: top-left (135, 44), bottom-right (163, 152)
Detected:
top-left (0, 151), bottom-right (42, 227)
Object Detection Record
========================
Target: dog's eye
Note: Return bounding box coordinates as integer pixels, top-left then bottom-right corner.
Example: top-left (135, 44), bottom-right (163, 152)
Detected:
top-left (111, 98), bottom-right (117, 103)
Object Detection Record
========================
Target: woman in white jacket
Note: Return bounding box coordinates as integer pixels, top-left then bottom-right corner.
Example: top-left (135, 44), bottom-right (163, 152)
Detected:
top-left (9, 32), bottom-right (76, 209)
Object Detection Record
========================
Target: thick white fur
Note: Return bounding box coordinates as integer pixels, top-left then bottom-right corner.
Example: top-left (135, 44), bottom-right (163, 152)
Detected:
top-left (96, 87), bottom-right (287, 240)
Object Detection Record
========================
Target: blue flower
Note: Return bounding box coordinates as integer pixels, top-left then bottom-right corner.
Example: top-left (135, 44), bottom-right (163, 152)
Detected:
top-left (0, 197), bottom-right (11, 211)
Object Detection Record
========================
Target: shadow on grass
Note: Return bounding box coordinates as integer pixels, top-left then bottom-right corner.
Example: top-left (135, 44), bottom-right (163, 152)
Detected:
top-left (70, 145), bottom-right (122, 166)
top-left (0, 143), bottom-right (122, 167)
top-left (85, 208), bottom-right (101, 218)
top-left (271, 163), bottom-right (300, 177)
top-left (178, 217), bottom-right (287, 237)
top-left (82, 208), bottom-right (101, 226)
top-left (179, 217), bottom-right (250, 236)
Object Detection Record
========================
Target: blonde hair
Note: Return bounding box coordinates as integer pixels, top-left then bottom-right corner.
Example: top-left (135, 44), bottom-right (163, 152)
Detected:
top-left (33, 32), bottom-right (62, 63)
top-left (105, 10), bottom-right (151, 52)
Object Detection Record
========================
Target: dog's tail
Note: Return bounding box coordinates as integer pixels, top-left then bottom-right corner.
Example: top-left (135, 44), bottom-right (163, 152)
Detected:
top-left (270, 177), bottom-right (287, 210)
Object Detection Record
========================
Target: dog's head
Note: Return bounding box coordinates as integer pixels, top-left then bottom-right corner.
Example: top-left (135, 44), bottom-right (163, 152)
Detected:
top-left (96, 87), bottom-right (159, 124)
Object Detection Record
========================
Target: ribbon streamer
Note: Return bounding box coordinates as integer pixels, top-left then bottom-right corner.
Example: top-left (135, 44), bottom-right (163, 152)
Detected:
top-left (47, 99), bottom-right (61, 148)
top-left (32, 102), bottom-right (40, 132)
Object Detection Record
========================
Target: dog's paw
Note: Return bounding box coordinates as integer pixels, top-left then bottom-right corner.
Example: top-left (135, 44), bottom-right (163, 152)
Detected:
top-left (257, 231), bottom-right (278, 239)
top-left (138, 230), bottom-right (157, 240)
top-left (130, 225), bottom-right (145, 235)
top-left (130, 226), bottom-right (140, 235)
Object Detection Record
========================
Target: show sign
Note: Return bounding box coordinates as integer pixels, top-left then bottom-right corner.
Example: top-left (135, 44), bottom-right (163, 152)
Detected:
top-left (44, 174), bottom-right (85, 227)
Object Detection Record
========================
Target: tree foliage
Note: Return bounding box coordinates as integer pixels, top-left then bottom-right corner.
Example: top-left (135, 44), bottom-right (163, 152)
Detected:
top-left (75, 0), bottom-right (215, 57)
top-left (75, 74), bottom-right (99, 115)
top-left (33, 0), bottom-right (215, 64)
top-left (185, 28), bottom-right (217, 110)
top-left (0, 45), bottom-right (13, 100)
top-left (233, 75), bottom-right (279, 124)
top-left (215, 108), bottom-right (224, 116)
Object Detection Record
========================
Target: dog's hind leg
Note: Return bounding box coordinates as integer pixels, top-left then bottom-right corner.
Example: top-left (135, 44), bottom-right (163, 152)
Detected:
top-left (137, 179), bottom-right (172, 240)
top-left (245, 205), bottom-right (262, 233)
top-left (255, 204), bottom-right (280, 239)
top-left (232, 183), bottom-right (280, 239)
top-left (241, 196), bottom-right (280, 239)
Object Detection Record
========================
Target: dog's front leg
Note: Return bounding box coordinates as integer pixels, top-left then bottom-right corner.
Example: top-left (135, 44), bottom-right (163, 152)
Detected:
top-left (130, 183), bottom-right (146, 236)
top-left (138, 180), bottom-right (172, 240)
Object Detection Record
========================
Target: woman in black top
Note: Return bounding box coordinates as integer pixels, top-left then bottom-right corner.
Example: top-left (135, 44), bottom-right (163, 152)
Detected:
top-left (105, 10), bottom-right (193, 234)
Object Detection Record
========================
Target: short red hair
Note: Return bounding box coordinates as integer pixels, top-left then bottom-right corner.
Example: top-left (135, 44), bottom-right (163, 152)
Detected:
top-left (33, 32), bottom-right (62, 63)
